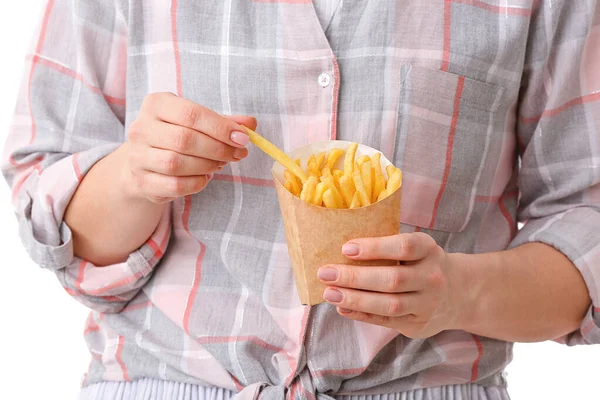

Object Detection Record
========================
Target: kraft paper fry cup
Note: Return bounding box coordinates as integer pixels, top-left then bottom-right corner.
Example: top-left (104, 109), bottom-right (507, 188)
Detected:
top-left (272, 141), bottom-right (402, 306)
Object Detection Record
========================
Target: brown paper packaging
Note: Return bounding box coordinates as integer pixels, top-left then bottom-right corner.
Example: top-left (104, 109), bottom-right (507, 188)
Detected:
top-left (272, 141), bottom-right (402, 306)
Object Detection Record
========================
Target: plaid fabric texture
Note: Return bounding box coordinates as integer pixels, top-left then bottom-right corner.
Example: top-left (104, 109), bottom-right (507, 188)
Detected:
top-left (2, 1), bottom-right (600, 399)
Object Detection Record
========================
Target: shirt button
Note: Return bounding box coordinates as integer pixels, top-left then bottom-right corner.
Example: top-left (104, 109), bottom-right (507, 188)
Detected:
top-left (318, 72), bottom-right (331, 88)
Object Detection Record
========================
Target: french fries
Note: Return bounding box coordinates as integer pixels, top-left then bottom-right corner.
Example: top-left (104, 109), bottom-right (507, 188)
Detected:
top-left (284, 145), bottom-right (401, 208)
top-left (246, 129), bottom-right (402, 209)
top-left (283, 144), bottom-right (401, 208)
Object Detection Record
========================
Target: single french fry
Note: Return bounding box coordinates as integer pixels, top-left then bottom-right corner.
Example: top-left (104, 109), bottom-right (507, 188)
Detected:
top-left (339, 176), bottom-right (355, 207)
top-left (326, 148), bottom-right (345, 169)
top-left (352, 170), bottom-right (371, 206)
top-left (308, 169), bottom-right (321, 179)
top-left (307, 155), bottom-right (318, 172)
top-left (386, 165), bottom-right (396, 180)
top-left (313, 182), bottom-right (327, 206)
top-left (360, 161), bottom-right (373, 202)
top-left (322, 189), bottom-right (338, 209)
top-left (315, 152), bottom-right (326, 170)
top-left (332, 172), bottom-right (342, 192)
top-left (357, 155), bottom-right (370, 167)
top-left (321, 166), bottom-right (332, 179)
top-left (371, 167), bottom-right (377, 202)
top-left (245, 127), bottom-right (308, 182)
top-left (344, 142), bottom-right (359, 178)
top-left (337, 168), bottom-right (355, 196)
top-left (284, 170), bottom-right (302, 193)
top-left (284, 180), bottom-right (298, 197)
top-left (386, 169), bottom-right (402, 194)
top-left (349, 191), bottom-right (361, 209)
top-left (331, 172), bottom-right (343, 205)
top-left (300, 176), bottom-right (318, 203)
top-left (295, 158), bottom-right (301, 167)
top-left (284, 177), bottom-right (302, 196)
top-left (377, 189), bottom-right (389, 202)
top-left (372, 153), bottom-right (382, 175)
top-left (307, 155), bottom-right (321, 178)
top-left (321, 176), bottom-right (346, 208)
top-left (373, 172), bottom-right (386, 202)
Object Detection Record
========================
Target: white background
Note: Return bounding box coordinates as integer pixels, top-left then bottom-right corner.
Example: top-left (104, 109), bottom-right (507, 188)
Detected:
top-left (0, 2), bottom-right (598, 400)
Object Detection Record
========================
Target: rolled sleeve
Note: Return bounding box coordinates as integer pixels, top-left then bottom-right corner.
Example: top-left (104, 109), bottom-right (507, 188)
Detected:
top-left (2, 1), bottom-right (170, 313)
top-left (10, 141), bottom-right (172, 313)
top-left (510, 208), bottom-right (600, 345)
top-left (511, 1), bottom-right (600, 344)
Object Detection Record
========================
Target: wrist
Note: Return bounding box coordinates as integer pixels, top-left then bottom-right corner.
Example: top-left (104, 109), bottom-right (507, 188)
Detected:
top-left (446, 252), bottom-right (486, 332)
top-left (114, 143), bottom-right (161, 207)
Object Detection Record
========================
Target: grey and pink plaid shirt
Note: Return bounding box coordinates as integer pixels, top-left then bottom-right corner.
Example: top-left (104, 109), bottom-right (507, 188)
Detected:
top-left (3, 1), bottom-right (600, 399)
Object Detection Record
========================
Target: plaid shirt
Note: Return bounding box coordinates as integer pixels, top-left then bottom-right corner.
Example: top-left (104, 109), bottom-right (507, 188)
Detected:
top-left (3, 1), bottom-right (600, 399)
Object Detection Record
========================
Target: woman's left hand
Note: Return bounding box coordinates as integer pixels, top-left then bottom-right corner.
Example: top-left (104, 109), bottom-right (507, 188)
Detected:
top-left (318, 233), bottom-right (466, 339)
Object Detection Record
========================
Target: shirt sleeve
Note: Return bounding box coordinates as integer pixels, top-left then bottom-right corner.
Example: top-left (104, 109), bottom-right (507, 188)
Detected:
top-left (510, 1), bottom-right (600, 345)
top-left (1, 0), bottom-right (171, 313)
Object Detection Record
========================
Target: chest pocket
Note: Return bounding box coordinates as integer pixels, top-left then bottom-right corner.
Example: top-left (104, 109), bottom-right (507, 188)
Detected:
top-left (394, 66), bottom-right (505, 232)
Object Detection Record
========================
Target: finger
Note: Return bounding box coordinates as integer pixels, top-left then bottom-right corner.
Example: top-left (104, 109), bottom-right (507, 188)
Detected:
top-left (226, 115), bottom-right (258, 131)
top-left (341, 233), bottom-right (436, 261)
top-left (336, 308), bottom-right (395, 328)
top-left (335, 308), bottom-right (420, 331)
top-left (144, 93), bottom-right (250, 147)
top-left (317, 264), bottom-right (425, 293)
top-left (136, 146), bottom-right (226, 176)
top-left (132, 120), bottom-right (248, 162)
top-left (134, 170), bottom-right (211, 199)
top-left (322, 287), bottom-right (418, 317)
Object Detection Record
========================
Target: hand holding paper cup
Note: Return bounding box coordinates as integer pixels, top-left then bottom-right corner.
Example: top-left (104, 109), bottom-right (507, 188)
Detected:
top-left (246, 128), bottom-right (402, 305)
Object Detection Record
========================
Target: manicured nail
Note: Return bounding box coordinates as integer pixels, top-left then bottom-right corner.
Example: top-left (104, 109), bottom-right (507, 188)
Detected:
top-left (317, 267), bottom-right (338, 282)
top-left (342, 243), bottom-right (360, 256)
top-left (323, 288), bottom-right (343, 303)
top-left (230, 131), bottom-right (250, 146)
top-left (207, 173), bottom-right (214, 180)
top-left (337, 307), bottom-right (352, 314)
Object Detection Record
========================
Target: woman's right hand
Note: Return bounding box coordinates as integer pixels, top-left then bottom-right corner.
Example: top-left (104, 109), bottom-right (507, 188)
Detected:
top-left (124, 92), bottom-right (257, 203)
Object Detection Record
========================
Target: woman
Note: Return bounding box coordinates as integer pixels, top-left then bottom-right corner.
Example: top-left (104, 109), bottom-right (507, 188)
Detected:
top-left (3, 1), bottom-right (599, 399)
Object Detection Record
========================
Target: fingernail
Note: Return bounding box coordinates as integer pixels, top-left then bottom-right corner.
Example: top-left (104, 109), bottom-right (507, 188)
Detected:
top-left (338, 307), bottom-right (352, 314)
top-left (230, 131), bottom-right (250, 146)
top-left (342, 243), bottom-right (360, 256)
top-left (317, 267), bottom-right (338, 282)
top-left (323, 288), bottom-right (343, 303)
top-left (233, 148), bottom-right (246, 160)
top-left (207, 173), bottom-right (214, 180)
top-left (218, 161), bottom-right (228, 166)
